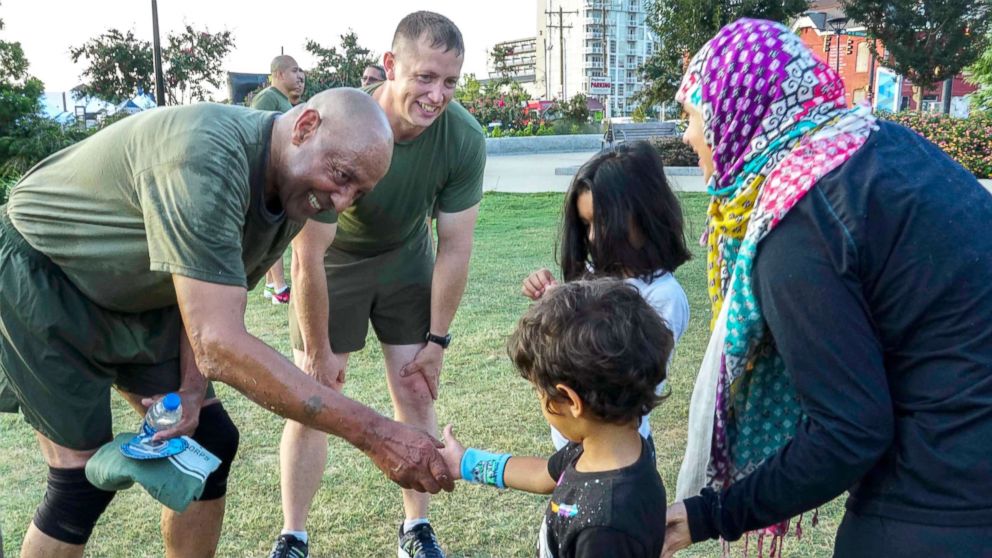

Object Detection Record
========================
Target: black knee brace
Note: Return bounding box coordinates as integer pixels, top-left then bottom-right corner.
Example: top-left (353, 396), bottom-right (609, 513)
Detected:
top-left (191, 402), bottom-right (240, 501)
top-left (33, 467), bottom-right (115, 545)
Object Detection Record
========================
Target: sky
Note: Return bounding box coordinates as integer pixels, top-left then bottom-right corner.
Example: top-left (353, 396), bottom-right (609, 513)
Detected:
top-left (1, 0), bottom-right (537, 96)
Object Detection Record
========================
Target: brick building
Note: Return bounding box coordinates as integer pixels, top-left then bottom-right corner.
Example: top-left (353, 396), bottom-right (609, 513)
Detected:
top-left (794, 1), bottom-right (977, 112)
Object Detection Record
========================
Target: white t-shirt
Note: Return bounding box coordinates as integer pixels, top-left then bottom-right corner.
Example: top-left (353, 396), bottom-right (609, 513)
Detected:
top-left (552, 270), bottom-right (689, 449)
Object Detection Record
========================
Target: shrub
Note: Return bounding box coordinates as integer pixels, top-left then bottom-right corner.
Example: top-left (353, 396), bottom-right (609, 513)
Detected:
top-left (0, 174), bottom-right (15, 205)
top-left (651, 136), bottom-right (699, 167)
top-left (881, 111), bottom-right (992, 179)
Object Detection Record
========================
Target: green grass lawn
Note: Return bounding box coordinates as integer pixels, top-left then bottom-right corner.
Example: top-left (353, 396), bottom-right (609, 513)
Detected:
top-left (0, 192), bottom-right (845, 557)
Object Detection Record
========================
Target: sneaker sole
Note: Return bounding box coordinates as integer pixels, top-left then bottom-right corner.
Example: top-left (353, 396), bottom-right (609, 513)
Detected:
top-left (398, 548), bottom-right (413, 558)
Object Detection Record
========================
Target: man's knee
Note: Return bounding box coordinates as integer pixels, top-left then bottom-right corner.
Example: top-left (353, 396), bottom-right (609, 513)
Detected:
top-left (33, 467), bottom-right (116, 545)
top-left (191, 402), bottom-right (240, 501)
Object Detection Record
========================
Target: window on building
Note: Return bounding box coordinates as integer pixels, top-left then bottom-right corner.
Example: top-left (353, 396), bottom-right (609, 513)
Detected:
top-left (856, 42), bottom-right (870, 73)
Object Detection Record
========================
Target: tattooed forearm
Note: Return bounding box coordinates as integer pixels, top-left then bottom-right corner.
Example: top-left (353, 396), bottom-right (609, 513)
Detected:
top-left (304, 395), bottom-right (324, 419)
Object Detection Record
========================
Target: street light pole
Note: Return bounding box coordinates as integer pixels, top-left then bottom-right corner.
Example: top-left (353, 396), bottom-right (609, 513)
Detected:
top-left (151, 0), bottom-right (166, 106)
top-left (827, 16), bottom-right (849, 103)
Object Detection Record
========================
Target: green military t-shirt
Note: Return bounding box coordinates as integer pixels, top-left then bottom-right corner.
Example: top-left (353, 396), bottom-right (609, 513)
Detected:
top-left (6, 103), bottom-right (301, 313)
top-left (314, 82), bottom-right (486, 255)
top-left (251, 86), bottom-right (293, 112)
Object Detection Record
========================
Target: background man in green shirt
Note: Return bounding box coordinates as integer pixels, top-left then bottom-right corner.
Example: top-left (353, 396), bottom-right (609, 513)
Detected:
top-left (0, 88), bottom-right (456, 558)
top-left (272, 11), bottom-right (485, 558)
top-left (252, 54), bottom-right (306, 304)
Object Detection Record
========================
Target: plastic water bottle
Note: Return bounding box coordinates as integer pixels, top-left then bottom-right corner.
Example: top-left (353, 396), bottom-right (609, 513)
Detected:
top-left (141, 392), bottom-right (183, 440)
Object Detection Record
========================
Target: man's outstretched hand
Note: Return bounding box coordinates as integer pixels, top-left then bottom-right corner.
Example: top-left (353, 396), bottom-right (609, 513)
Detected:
top-left (364, 417), bottom-right (455, 494)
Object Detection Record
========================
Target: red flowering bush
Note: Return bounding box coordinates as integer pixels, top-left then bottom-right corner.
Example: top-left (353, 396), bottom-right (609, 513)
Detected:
top-left (882, 111), bottom-right (992, 179)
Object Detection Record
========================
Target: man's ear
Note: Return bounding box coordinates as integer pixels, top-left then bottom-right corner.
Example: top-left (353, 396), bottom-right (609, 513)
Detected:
top-left (291, 108), bottom-right (321, 146)
top-left (383, 51), bottom-right (397, 80)
top-left (555, 384), bottom-right (584, 419)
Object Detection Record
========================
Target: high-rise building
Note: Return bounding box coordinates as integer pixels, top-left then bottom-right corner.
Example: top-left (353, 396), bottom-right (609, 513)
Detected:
top-left (534, 0), bottom-right (656, 117)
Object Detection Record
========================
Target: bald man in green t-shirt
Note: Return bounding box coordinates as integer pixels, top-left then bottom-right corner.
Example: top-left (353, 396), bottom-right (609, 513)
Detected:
top-left (0, 89), bottom-right (456, 558)
top-left (252, 54), bottom-right (306, 304)
top-left (272, 11), bottom-right (485, 558)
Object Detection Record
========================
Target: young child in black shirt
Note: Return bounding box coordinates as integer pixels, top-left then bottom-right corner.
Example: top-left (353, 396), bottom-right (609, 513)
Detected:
top-left (440, 278), bottom-right (673, 558)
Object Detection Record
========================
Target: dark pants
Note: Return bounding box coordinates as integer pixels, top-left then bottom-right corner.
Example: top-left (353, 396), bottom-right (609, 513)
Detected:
top-left (834, 510), bottom-right (992, 558)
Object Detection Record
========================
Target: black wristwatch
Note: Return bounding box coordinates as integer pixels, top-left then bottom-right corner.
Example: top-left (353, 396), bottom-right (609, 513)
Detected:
top-left (426, 331), bottom-right (452, 349)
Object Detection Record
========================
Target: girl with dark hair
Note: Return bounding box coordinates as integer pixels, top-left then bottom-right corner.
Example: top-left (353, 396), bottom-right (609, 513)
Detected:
top-left (521, 140), bottom-right (692, 450)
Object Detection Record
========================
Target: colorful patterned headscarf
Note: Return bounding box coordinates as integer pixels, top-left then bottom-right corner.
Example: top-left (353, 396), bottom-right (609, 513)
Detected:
top-left (675, 18), bottom-right (878, 510)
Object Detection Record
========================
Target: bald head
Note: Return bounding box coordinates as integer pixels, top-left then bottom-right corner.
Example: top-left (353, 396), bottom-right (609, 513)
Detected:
top-left (270, 55), bottom-right (298, 75)
top-left (304, 88), bottom-right (392, 148)
top-left (272, 88), bottom-right (394, 220)
top-left (270, 55), bottom-right (305, 103)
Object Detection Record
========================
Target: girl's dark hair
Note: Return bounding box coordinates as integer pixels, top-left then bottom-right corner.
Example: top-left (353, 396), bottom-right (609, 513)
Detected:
top-left (558, 140), bottom-right (691, 282)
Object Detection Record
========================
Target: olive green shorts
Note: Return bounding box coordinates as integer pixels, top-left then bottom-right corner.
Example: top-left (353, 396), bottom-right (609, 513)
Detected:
top-left (0, 207), bottom-right (212, 451)
top-left (289, 232), bottom-right (433, 354)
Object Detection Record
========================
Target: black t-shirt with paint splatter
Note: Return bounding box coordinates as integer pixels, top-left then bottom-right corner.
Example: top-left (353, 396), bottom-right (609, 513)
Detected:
top-left (539, 437), bottom-right (666, 558)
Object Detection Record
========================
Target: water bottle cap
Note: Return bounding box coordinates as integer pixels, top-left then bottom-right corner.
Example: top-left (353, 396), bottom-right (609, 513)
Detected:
top-left (162, 393), bottom-right (181, 411)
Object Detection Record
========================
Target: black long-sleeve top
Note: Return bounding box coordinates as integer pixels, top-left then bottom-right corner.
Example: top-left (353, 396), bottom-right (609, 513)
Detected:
top-left (685, 121), bottom-right (992, 542)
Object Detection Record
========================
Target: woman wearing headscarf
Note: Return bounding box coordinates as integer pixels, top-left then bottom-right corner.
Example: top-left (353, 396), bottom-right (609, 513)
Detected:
top-left (664, 18), bottom-right (992, 558)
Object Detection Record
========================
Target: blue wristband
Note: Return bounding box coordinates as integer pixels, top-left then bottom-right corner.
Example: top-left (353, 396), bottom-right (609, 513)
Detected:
top-left (460, 448), bottom-right (511, 489)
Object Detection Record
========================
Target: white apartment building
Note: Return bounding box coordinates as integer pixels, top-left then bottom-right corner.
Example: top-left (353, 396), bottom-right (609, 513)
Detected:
top-left (534, 0), bottom-right (657, 117)
top-left (485, 37), bottom-right (543, 98)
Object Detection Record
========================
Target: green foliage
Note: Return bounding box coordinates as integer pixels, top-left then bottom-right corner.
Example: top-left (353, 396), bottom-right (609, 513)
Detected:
top-left (303, 31), bottom-right (377, 97)
top-left (456, 73), bottom-right (532, 132)
top-left (69, 29), bottom-right (153, 104)
top-left (164, 25), bottom-right (235, 105)
top-left (842, 0), bottom-right (992, 90)
top-left (965, 32), bottom-right (992, 112)
top-left (0, 12), bottom-right (69, 181)
top-left (882, 111), bottom-right (992, 178)
top-left (0, 115), bottom-right (94, 179)
top-left (0, 173), bottom-right (14, 204)
top-left (651, 135), bottom-right (699, 167)
top-left (71, 25), bottom-right (234, 105)
top-left (639, 0), bottom-right (809, 107)
top-left (560, 93), bottom-right (590, 123)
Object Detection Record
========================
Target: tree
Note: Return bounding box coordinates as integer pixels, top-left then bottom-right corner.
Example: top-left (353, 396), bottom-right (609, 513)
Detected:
top-left (843, 0), bottom-right (992, 111)
top-left (164, 25), bottom-right (234, 105)
top-left (71, 25), bottom-right (234, 105)
top-left (70, 29), bottom-right (153, 104)
top-left (966, 32), bottom-right (992, 112)
top-left (1, 4), bottom-right (91, 179)
top-left (303, 30), bottom-right (377, 97)
top-left (638, 0), bottom-right (810, 107)
top-left (488, 43), bottom-right (516, 88)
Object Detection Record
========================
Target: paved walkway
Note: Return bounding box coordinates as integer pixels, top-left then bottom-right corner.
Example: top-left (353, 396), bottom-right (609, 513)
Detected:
top-left (483, 151), bottom-right (992, 194)
top-left (484, 151), bottom-right (708, 193)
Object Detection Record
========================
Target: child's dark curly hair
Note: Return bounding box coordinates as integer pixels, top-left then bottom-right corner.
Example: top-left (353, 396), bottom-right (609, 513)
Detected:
top-left (507, 278), bottom-right (674, 424)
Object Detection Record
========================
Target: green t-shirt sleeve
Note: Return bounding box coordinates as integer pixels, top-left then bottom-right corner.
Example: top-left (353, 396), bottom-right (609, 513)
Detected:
top-left (136, 158), bottom-right (250, 286)
top-left (311, 208), bottom-right (339, 224)
top-left (437, 128), bottom-right (486, 214)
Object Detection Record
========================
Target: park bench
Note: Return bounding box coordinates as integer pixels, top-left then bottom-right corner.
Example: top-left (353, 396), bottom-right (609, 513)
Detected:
top-left (602, 121), bottom-right (679, 150)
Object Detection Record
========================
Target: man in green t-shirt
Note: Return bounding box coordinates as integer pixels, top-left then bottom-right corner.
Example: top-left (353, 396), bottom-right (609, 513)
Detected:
top-left (272, 11), bottom-right (485, 558)
top-left (0, 88), bottom-right (457, 558)
top-left (252, 54), bottom-right (306, 304)
top-left (253, 55), bottom-right (305, 113)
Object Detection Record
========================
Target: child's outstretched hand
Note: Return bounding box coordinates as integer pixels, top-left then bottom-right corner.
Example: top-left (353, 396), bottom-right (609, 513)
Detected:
top-left (521, 268), bottom-right (558, 301)
top-left (439, 424), bottom-right (466, 480)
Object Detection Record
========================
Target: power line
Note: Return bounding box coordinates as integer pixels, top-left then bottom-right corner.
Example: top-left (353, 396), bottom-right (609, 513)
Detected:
top-left (546, 5), bottom-right (578, 100)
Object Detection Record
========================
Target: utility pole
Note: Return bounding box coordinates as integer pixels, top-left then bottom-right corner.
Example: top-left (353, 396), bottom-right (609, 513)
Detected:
top-left (546, 4), bottom-right (577, 100)
top-left (602, 0), bottom-right (610, 119)
top-left (151, 0), bottom-right (165, 106)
